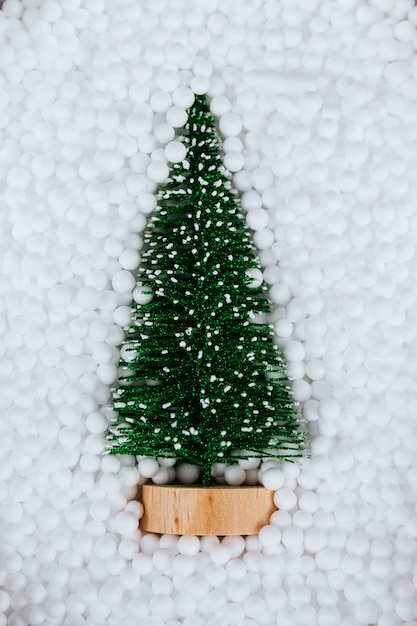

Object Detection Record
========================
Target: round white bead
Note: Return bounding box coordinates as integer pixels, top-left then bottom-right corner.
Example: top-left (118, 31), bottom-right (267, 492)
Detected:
top-left (165, 141), bottom-right (187, 164)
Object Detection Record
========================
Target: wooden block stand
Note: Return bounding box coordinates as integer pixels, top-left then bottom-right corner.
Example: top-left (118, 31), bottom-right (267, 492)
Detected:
top-left (141, 484), bottom-right (275, 536)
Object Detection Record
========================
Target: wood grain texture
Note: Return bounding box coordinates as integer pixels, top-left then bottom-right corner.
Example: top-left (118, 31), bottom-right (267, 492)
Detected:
top-left (141, 484), bottom-right (275, 536)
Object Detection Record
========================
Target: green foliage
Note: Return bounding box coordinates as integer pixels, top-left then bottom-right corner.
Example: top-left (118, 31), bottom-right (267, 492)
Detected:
top-left (108, 95), bottom-right (305, 484)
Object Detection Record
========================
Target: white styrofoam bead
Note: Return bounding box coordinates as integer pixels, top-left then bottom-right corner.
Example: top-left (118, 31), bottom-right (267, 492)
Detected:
top-left (260, 468), bottom-right (285, 490)
top-left (224, 464), bottom-right (246, 486)
top-left (273, 489), bottom-right (297, 511)
top-left (138, 458), bottom-right (160, 478)
top-left (219, 113), bottom-right (242, 137)
top-left (165, 141), bottom-right (187, 164)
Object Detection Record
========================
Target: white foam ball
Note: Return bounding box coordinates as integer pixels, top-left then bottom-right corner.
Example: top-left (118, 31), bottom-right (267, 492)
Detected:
top-left (172, 87), bottom-right (195, 109)
top-left (147, 162), bottom-right (169, 183)
top-left (316, 548), bottom-right (341, 572)
top-left (282, 526), bottom-right (304, 551)
top-left (176, 463), bottom-right (200, 484)
top-left (244, 595), bottom-right (267, 619)
top-left (154, 123), bottom-right (175, 145)
top-left (148, 594), bottom-right (174, 620)
top-left (190, 76), bottom-right (210, 95)
top-left (132, 551), bottom-right (153, 575)
top-left (126, 113), bottom-right (152, 137)
top-left (238, 457), bottom-right (260, 470)
top-left (178, 535), bottom-right (200, 556)
top-left (165, 141), bottom-right (187, 164)
top-left (113, 306), bottom-right (132, 327)
top-left (133, 285), bottom-right (153, 305)
top-left (31, 155), bottom-right (55, 179)
top-left (226, 579), bottom-right (251, 603)
top-left (138, 458), bottom-right (160, 478)
top-left (318, 399), bottom-right (341, 421)
top-left (119, 250), bottom-right (140, 271)
top-left (224, 464), bottom-right (246, 486)
top-left (261, 468), bottom-right (285, 490)
top-left (246, 209), bottom-right (269, 231)
top-left (346, 532), bottom-right (370, 556)
top-left (157, 70), bottom-right (179, 93)
top-left (274, 319), bottom-right (293, 339)
top-left (284, 340), bottom-right (305, 361)
top-left (202, 559), bottom-right (225, 588)
top-left (395, 599), bottom-right (417, 621)
top-left (210, 96), bottom-right (231, 117)
top-left (245, 268), bottom-right (263, 288)
top-left (274, 489), bottom-right (297, 511)
top-left (166, 106), bottom-right (188, 128)
top-left (224, 151), bottom-right (244, 172)
top-left (258, 524), bottom-right (281, 547)
top-left (94, 149), bottom-right (124, 174)
top-left (219, 113), bottom-right (242, 137)
top-left (253, 228), bottom-right (274, 250)
top-left (172, 554), bottom-right (196, 577)
top-left (152, 467), bottom-right (173, 485)
top-left (292, 380), bottom-right (312, 402)
top-left (173, 594), bottom-right (197, 618)
top-left (305, 528), bottom-right (327, 553)
top-left (0, 590), bottom-right (11, 612)
top-left (114, 511), bottom-right (138, 535)
top-left (210, 544), bottom-right (231, 565)
top-left (354, 603), bottom-right (378, 624)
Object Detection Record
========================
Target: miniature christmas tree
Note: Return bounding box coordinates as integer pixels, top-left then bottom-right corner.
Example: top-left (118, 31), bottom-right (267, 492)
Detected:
top-left (108, 94), bottom-right (305, 485)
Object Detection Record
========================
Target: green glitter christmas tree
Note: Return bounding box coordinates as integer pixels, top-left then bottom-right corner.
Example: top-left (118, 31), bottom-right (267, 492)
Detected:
top-left (108, 94), bottom-right (305, 485)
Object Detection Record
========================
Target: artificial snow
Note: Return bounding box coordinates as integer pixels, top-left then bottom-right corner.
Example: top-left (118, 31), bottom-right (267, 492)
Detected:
top-left (1, 0), bottom-right (417, 624)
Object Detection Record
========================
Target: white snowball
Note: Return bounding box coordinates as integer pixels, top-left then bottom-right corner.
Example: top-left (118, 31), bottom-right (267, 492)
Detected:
top-left (114, 511), bottom-right (138, 535)
top-left (210, 545), bottom-right (231, 565)
top-left (204, 561), bottom-right (225, 586)
top-left (172, 87), bottom-right (195, 109)
top-left (149, 90), bottom-right (172, 113)
top-left (157, 70), bottom-right (179, 93)
top-left (190, 76), bottom-right (210, 95)
top-left (258, 525), bottom-right (281, 547)
top-left (154, 123), bottom-right (176, 145)
top-left (224, 464), bottom-right (246, 486)
top-left (318, 399), bottom-right (341, 421)
top-left (274, 319), bottom-right (293, 339)
top-left (138, 458), bottom-right (160, 478)
top-left (210, 96), bottom-right (231, 116)
top-left (119, 249), bottom-right (140, 271)
top-left (261, 468), bottom-right (285, 490)
top-left (273, 489), bottom-right (297, 511)
top-left (305, 528), bottom-right (327, 553)
top-left (224, 151), bottom-right (244, 172)
top-left (165, 141), bottom-right (187, 163)
top-left (166, 106), bottom-right (188, 128)
top-left (158, 457), bottom-right (176, 468)
top-left (178, 536), bottom-right (200, 556)
top-left (219, 113), bottom-right (242, 137)
top-left (246, 209), bottom-right (269, 231)
top-left (176, 463), bottom-right (200, 484)
top-left (152, 467), bottom-right (173, 485)
top-left (245, 268), bottom-right (263, 288)
top-left (133, 285), bottom-right (153, 305)
top-left (147, 162), bottom-right (169, 183)
top-left (95, 149), bottom-right (124, 174)
top-left (238, 457), bottom-right (260, 470)
top-left (31, 155), bottom-right (55, 179)
top-left (126, 113), bottom-right (152, 137)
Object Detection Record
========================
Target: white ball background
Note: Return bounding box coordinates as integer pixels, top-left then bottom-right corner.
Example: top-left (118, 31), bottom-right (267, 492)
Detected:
top-left (1, 0), bottom-right (417, 624)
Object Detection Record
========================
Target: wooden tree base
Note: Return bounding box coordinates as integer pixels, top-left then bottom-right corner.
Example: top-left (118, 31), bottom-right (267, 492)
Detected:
top-left (141, 484), bottom-right (275, 536)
